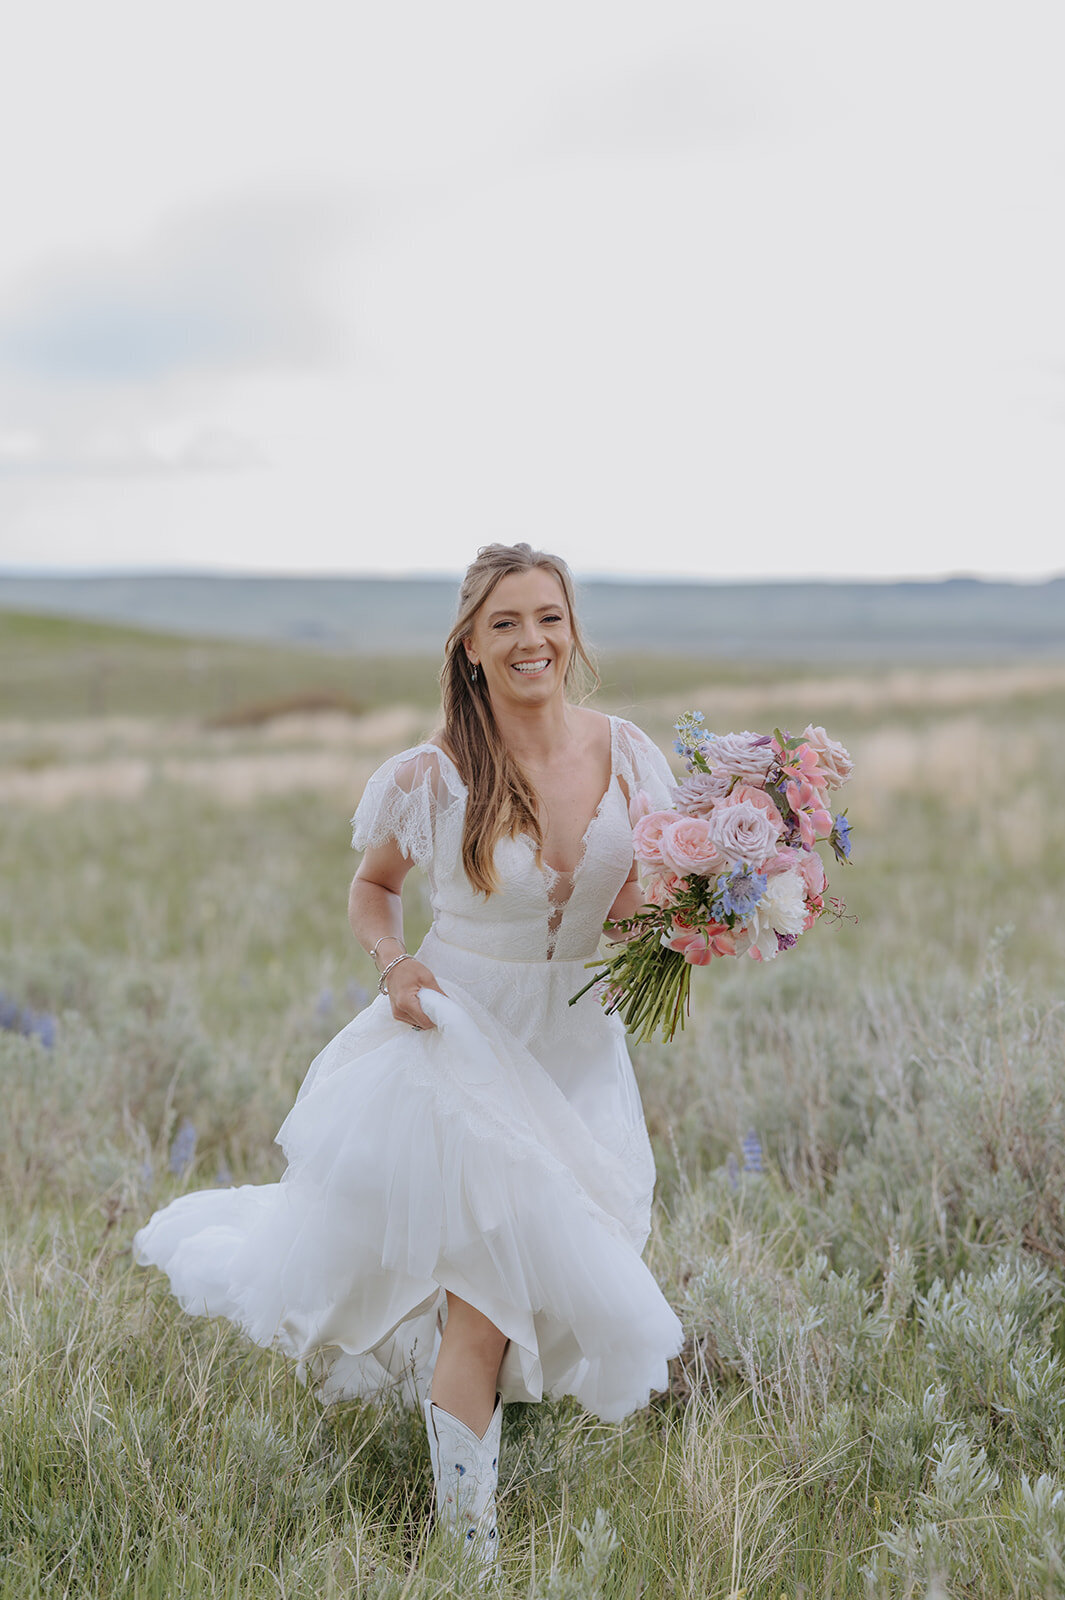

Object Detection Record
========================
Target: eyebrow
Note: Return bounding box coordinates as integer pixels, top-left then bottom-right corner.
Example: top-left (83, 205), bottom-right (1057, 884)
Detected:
top-left (486, 603), bottom-right (567, 621)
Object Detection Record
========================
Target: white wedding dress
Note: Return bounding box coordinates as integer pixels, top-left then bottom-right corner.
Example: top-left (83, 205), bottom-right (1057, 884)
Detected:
top-left (133, 715), bottom-right (684, 1423)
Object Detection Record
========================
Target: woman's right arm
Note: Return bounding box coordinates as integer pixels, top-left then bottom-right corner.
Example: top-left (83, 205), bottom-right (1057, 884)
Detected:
top-left (349, 838), bottom-right (444, 1030)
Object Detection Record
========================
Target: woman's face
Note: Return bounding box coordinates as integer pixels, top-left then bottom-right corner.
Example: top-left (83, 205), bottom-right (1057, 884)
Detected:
top-left (465, 567), bottom-right (574, 710)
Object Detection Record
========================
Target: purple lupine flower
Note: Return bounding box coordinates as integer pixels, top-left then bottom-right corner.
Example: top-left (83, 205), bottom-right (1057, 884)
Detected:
top-left (741, 1129), bottom-right (763, 1174)
top-left (25, 1011), bottom-right (57, 1049)
top-left (168, 1118), bottom-right (197, 1176)
top-left (0, 997), bottom-right (57, 1048)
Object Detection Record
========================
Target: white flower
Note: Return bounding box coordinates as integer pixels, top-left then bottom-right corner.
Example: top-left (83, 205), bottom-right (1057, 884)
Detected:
top-left (703, 732), bottom-right (776, 783)
top-left (748, 868), bottom-right (807, 960)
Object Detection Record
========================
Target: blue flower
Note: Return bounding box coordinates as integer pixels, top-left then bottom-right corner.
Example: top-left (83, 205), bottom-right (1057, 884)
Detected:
top-left (741, 1130), bottom-right (763, 1174)
top-left (830, 812), bottom-right (852, 865)
top-left (714, 865), bottom-right (768, 919)
top-left (673, 710), bottom-right (712, 766)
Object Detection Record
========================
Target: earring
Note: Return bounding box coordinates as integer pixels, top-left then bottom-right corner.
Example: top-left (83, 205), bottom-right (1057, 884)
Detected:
top-left (469, 662), bottom-right (479, 683)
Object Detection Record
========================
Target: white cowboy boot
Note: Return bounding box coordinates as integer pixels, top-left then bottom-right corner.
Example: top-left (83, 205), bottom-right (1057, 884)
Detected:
top-left (424, 1394), bottom-right (502, 1580)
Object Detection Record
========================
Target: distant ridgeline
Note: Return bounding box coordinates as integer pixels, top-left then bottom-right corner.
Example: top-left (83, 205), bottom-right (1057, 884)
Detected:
top-left (0, 572), bottom-right (1063, 659)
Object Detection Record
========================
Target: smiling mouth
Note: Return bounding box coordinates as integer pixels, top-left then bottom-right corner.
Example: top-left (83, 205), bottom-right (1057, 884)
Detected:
top-left (511, 658), bottom-right (551, 675)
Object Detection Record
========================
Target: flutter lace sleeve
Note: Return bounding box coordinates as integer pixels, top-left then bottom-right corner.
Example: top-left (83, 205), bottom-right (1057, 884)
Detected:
top-left (350, 746), bottom-right (458, 869)
top-left (615, 719), bottom-right (676, 818)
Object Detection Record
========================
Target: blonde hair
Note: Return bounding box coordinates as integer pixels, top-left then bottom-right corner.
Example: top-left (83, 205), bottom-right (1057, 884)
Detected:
top-left (440, 542), bottom-right (599, 896)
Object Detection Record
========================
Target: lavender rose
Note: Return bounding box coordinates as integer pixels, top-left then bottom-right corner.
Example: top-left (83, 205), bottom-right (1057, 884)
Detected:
top-left (671, 769), bottom-right (736, 817)
top-left (705, 798), bottom-right (781, 867)
top-left (703, 731), bottom-right (776, 784)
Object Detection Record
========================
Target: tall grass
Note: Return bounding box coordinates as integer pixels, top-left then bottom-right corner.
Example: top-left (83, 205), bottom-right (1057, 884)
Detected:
top-left (3, 652), bottom-right (1065, 1597)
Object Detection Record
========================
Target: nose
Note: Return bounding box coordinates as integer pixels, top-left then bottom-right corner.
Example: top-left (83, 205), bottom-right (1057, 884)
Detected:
top-left (518, 617), bottom-right (545, 650)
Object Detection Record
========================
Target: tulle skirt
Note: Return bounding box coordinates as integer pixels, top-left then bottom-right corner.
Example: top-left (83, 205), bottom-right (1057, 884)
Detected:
top-left (132, 930), bottom-right (683, 1422)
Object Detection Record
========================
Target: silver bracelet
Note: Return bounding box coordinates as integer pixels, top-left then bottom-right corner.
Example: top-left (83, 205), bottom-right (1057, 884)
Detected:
top-left (369, 934), bottom-right (405, 968)
top-left (378, 952), bottom-right (413, 995)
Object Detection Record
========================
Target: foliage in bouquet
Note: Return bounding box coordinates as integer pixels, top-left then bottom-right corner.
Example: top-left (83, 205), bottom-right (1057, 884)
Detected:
top-left (571, 713), bottom-right (854, 1042)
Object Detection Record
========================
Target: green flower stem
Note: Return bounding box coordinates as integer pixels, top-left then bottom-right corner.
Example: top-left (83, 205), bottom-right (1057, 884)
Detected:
top-left (569, 930), bottom-right (693, 1044)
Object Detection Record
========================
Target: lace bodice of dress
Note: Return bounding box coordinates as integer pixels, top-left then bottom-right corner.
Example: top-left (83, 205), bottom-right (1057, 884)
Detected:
top-left (351, 716), bottom-right (676, 963)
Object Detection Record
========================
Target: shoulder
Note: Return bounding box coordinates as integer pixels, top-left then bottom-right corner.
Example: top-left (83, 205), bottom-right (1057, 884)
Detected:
top-left (352, 742), bottom-right (463, 824)
top-left (392, 741), bottom-right (463, 794)
top-left (352, 742), bottom-right (463, 860)
top-left (612, 717), bottom-right (676, 805)
top-left (569, 705), bottom-right (613, 755)
top-left (362, 741), bottom-right (464, 795)
top-left (613, 716), bottom-right (669, 761)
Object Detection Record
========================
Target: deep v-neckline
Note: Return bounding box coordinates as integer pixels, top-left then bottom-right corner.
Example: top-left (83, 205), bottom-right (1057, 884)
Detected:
top-left (529, 718), bottom-right (619, 960)
top-left (421, 716), bottom-right (622, 960)
top-left (530, 714), bottom-right (618, 877)
top-left (426, 714), bottom-right (618, 884)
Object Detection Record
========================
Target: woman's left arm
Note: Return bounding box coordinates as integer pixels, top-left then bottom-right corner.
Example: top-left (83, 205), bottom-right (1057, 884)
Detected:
top-left (605, 865), bottom-right (644, 939)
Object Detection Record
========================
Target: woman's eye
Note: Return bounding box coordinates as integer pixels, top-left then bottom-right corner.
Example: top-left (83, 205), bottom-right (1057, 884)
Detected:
top-left (492, 620), bottom-right (514, 629)
top-left (541, 614), bottom-right (562, 623)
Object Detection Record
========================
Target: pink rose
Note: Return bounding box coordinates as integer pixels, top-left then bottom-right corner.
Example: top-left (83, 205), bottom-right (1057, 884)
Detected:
top-left (627, 788), bottom-right (655, 824)
top-left (631, 810), bottom-right (675, 867)
top-left (671, 770), bottom-right (735, 816)
top-left (802, 725), bottom-right (853, 791)
top-left (765, 848), bottom-right (799, 877)
top-left (660, 815), bottom-right (720, 877)
top-left (705, 798), bottom-right (780, 867)
top-left (726, 783), bottom-right (784, 836)
top-left (644, 868), bottom-right (685, 908)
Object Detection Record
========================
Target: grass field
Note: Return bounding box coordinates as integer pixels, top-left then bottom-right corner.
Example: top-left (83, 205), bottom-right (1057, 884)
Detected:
top-left (3, 615), bottom-right (1065, 1598)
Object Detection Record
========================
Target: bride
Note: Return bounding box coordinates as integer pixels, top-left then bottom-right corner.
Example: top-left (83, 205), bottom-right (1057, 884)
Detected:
top-left (134, 542), bottom-right (684, 1575)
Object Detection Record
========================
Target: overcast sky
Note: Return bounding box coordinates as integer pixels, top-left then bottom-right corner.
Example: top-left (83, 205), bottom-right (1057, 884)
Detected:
top-left (0, 1), bottom-right (1062, 582)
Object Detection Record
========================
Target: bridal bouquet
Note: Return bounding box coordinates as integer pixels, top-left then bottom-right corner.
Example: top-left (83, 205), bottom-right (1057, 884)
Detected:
top-left (570, 713), bottom-right (854, 1043)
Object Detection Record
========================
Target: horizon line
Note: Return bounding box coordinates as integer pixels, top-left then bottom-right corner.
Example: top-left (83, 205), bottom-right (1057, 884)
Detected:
top-left (2, 565), bottom-right (1063, 588)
